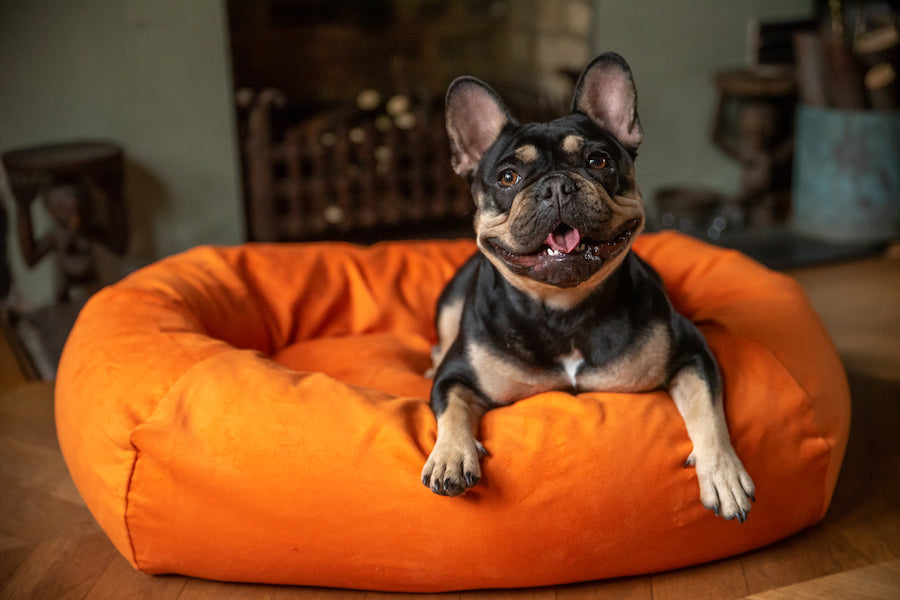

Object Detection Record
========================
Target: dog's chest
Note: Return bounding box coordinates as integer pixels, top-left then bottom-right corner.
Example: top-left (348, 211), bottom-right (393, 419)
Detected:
top-left (470, 323), bottom-right (670, 404)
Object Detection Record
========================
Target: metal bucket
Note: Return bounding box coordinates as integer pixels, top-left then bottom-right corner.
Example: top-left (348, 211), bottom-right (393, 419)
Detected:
top-left (791, 106), bottom-right (900, 244)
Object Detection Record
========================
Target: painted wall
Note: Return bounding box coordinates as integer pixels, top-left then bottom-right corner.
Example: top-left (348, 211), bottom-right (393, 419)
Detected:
top-left (0, 0), bottom-right (242, 308)
top-left (594, 0), bottom-right (812, 210)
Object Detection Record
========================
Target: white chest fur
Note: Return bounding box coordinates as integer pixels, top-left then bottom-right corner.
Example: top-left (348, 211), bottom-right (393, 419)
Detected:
top-left (558, 349), bottom-right (585, 388)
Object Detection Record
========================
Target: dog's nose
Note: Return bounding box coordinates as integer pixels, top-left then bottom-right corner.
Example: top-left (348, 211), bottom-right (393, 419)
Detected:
top-left (537, 174), bottom-right (576, 201)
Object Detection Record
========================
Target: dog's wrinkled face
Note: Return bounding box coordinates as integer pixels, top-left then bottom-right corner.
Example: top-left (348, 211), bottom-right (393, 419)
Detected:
top-left (472, 116), bottom-right (643, 289)
top-left (447, 54), bottom-right (646, 303)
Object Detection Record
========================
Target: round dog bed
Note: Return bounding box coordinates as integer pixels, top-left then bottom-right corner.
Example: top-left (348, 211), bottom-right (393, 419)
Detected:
top-left (55, 232), bottom-right (850, 592)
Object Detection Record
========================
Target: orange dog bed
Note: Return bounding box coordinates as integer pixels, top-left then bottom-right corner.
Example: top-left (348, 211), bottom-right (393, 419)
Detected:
top-left (55, 232), bottom-right (850, 592)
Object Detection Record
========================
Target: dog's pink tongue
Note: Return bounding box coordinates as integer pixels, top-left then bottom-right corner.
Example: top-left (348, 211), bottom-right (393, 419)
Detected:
top-left (546, 227), bottom-right (582, 253)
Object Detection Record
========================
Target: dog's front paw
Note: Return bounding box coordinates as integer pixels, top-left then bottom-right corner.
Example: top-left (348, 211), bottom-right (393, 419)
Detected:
top-left (686, 446), bottom-right (755, 522)
top-left (421, 439), bottom-right (486, 497)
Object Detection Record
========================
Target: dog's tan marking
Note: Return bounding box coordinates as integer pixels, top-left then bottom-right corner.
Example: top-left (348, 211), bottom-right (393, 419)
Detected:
top-left (428, 296), bottom-right (465, 376)
top-left (562, 135), bottom-right (585, 154)
top-left (515, 144), bottom-right (539, 163)
top-left (473, 207), bottom-right (509, 233)
top-left (508, 188), bottom-right (540, 232)
top-left (468, 339), bottom-right (571, 404)
top-left (421, 384), bottom-right (486, 496)
top-left (576, 322), bottom-right (670, 392)
top-left (437, 296), bottom-right (464, 351)
top-left (669, 367), bottom-right (755, 521)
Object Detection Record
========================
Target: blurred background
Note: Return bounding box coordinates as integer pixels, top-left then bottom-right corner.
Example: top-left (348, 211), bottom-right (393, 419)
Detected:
top-left (1, 0), bottom-right (898, 376)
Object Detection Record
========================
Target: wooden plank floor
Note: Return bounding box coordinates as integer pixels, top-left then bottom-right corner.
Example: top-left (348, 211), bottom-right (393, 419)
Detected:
top-left (746, 560), bottom-right (900, 600)
top-left (1, 252), bottom-right (898, 599)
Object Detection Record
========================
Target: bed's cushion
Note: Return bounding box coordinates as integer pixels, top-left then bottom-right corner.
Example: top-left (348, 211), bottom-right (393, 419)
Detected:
top-left (55, 232), bottom-right (850, 592)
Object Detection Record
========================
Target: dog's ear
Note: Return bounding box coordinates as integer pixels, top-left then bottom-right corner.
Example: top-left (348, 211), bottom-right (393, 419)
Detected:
top-left (446, 77), bottom-right (515, 177)
top-left (572, 53), bottom-right (643, 152)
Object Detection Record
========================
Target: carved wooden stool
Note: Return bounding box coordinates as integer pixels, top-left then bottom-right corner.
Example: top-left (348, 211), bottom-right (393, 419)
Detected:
top-left (1, 140), bottom-right (127, 303)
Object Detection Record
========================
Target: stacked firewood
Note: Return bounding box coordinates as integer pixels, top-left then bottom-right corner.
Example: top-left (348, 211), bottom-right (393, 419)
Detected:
top-left (794, 3), bottom-right (899, 110)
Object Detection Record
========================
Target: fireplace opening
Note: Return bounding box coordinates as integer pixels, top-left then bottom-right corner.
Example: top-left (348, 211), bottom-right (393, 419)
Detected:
top-left (226, 0), bottom-right (594, 242)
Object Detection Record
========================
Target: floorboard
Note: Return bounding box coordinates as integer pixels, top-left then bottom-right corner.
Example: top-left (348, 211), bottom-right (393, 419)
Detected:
top-left (744, 559), bottom-right (900, 600)
top-left (651, 559), bottom-right (749, 600)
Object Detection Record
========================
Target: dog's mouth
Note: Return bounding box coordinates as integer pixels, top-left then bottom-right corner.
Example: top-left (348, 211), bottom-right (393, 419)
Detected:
top-left (488, 219), bottom-right (640, 286)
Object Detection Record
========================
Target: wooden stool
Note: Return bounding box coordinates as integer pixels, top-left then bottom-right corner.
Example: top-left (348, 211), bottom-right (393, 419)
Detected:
top-left (1, 140), bottom-right (127, 303)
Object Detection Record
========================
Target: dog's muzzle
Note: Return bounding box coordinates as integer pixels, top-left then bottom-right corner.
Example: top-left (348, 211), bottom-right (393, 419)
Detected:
top-left (486, 218), bottom-right (640, 288)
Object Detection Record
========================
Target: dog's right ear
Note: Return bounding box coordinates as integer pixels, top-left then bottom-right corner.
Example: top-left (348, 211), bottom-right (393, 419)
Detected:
top-left (445, 77), bottom-right (514, 178)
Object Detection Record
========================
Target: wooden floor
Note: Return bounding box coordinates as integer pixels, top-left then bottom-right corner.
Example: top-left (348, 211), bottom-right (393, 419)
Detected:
top-left (1, 251), bottom-right (899, 599)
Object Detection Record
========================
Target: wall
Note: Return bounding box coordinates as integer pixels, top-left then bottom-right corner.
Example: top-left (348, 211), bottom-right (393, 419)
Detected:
top-left (0, 0), bottom-right (242, 308)
top-left (593, 0), bottom-right (812, 209)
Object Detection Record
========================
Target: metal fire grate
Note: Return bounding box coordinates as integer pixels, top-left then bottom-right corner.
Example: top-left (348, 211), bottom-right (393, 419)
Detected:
top-left (240, 89), bottom-right (471, 242)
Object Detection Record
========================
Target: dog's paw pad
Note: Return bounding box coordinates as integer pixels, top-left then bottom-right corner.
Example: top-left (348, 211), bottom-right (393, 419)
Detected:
top-left (421, 440), bottom-right (484, 497)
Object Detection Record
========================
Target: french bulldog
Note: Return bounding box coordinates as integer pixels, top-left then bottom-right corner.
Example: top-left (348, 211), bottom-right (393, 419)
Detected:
top-left (421, 53), bottom-right (755, 522)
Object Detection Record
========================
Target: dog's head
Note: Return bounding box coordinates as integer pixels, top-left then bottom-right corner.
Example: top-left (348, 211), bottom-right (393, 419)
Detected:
top-left (446, 53), bottom-right (645, 306)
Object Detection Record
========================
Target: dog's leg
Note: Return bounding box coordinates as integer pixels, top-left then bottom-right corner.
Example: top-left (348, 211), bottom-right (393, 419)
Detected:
top-left (421, 384), bottom-right (486, 496)
top-left (669, 366), bottom-right (755, 521)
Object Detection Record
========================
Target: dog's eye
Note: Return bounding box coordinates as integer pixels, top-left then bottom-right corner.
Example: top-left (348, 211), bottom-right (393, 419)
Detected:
top-left (498, 169), bottom-right (520, 188)
top-left (587, 153), bottom-right (609, 170)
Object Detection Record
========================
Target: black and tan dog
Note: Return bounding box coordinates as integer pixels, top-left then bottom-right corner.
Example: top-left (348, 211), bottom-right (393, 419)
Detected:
top-left (421, 53), bottom-right (755, 522)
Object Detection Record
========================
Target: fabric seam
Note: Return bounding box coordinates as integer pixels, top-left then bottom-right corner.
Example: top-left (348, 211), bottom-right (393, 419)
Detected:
top-left (122, 445), bottom-right (142, 570)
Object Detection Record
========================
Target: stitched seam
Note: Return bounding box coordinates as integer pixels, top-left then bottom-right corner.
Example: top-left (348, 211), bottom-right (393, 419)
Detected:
top-left (122, 445), bottom-right (142, 569)
top-left (121, 345), bottom-right (253, 571)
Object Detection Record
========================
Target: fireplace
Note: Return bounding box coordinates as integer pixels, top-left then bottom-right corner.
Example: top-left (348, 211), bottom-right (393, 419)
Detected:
top-left (227, 0), bottom-right (594, 242)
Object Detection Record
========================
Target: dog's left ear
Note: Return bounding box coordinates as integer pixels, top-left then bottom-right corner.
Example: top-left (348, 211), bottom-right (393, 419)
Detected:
top-left (572, 53), bottom-right (643, 152)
